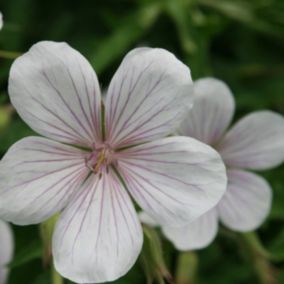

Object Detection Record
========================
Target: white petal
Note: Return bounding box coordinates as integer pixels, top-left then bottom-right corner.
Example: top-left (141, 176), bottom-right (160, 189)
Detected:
top-left (0, 220), bottom-right (13, 284)
top-left (117, 137), bottom-right (227, 227)
top-left (139, 211), bottom-right (159, 227)
top-left (162, 209), bottom-right (218, 251)
top-left (218, 170), bottom-right (272, 232)
top-left (0, 12), bottom-right (3, 30)
top-left (8, 41), bottom-right (102, 146)
top-left (53, 170), bottom-right (143, 284)
top-left (0, 137), bottom-right (88, 225)
top-left (218, 111), bottom-right (284, 170)
top-left (105, 48), bottom-right (193, 147)
top-left (179, 78), bottom-right (235, 144)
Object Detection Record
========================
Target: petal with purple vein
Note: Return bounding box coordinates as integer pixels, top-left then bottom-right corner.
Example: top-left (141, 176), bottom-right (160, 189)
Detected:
top-left (218, 111), bottom-right (284, 170)
top-left (105, 48), bottom-right (193, 147)
top-left (53, 169), bottom-right (143, 283)
top-left (0, 137), bottom-right (88, 225)
top-left (117, 137), bottom-right (227, 227)
top-left (9, 41), bottom-right (102, 146)
top-left (218, 169), bottom-right (272, 232)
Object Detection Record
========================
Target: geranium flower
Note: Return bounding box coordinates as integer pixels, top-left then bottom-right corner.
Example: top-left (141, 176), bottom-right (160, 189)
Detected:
top-left (0, 220), bottom-right (13, 284)
top-left (0, 43), bottom-right (227, 283)
top-left (141, 78), bottom-right (284, 250)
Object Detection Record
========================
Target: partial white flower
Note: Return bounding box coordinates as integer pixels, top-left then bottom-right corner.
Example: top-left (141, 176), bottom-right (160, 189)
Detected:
top-left (0, 43), bottom-right (227, 283)
top-left (140, 209), bottom-right (218, 251)
top-left (0, 12), bottom-right (3, 30)
top-left (141, 78), bottom-right (284, 251)
top-left (0, 220), bottom-right (13, 284)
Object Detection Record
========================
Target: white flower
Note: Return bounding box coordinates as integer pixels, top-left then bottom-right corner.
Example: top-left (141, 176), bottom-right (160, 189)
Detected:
top-left (0, 220), bottom-right (13, 284)
top-left (0, 12), bottom-right (3, 30)
top-left (0, 43), bottom-right (227, 283)
top-left (141, 78), bottom-right (284, 251)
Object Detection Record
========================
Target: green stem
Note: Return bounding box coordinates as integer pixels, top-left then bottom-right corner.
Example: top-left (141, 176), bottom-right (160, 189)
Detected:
top-left (40, 215), bottom-right (64, 284)
top-left (240, 232), bottom-right (276, 284)
top-left (176, 251), bottom-right (198, 284)
top-left (52, 261), bottom-right (64, 284)
top-left (140, 226), bottom-right (172, 284)
top-left (0, 50), bottom-right (21, 59)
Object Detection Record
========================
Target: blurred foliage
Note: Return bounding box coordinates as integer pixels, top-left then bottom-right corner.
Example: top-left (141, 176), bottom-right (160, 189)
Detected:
top-left (0, 0), bottom-right (284, 283)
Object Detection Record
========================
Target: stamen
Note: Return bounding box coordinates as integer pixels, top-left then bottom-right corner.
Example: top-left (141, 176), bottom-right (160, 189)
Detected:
top-left (85, 144), bottom-right (114, 175)
top-left (93, 149), bottom-right (106, 173)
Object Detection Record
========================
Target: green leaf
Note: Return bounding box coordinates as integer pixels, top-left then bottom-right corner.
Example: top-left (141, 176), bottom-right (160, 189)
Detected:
top-left (199, 0), bottom-right (284, 37)
top-left (90, 2), bottom-right (161, 74)
top-left (0, 117), bottom-right (36, 152)
top-left (268, 229), bottom-right (284, 261)
top-left (165, 0), bottom-right (197, 55)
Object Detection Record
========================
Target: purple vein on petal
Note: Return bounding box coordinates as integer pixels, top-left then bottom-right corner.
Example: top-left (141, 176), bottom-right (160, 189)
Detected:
top-left (28, 167), bottom-right (87, 219)
top-left (120, 166), bottom-right (177, 219)
top-left (120, 163), bottom-right (188, 206)
top-left (65, 65), bottom-right (97, 138)
top-left (110, 69), bottom-right (166, 144)
top-left (120, 159), bottom-right (211, 190)
top-left (41, 70), bottom-right (94, 142)
top-left (110, 174), bottom-right (135, 245)
top-left (5, 162), bottom-right (84, 192)
top-left (75, 56), bottom-right (101, 142)
top-left (71, 177), bottom-right (101, 262)
top-left (107, 62), bottom-right (154, 141)
top-left (108, 63), bottom-right (154, 141)
top-left (19, 83), bottom-right (85, 143)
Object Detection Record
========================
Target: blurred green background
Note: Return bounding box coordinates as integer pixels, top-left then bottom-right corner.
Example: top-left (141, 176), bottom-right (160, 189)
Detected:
top-left (0, 0), bottom-right (284, 283)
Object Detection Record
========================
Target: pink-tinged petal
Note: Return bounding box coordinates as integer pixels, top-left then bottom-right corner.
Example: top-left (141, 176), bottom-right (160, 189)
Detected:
top-left (162, 208), bottom-right (218, 251)
top-left (9, 41), bottom-right (102, 146)
top-left (0, 220), bottom-right (13, 284)
top-left (179, 78), bottom-right (235, 144)
top-left (0, 137), bottom-right (89, 225)
top-left (117, 137), bottom-right (227, 227)
top-left (53, 170), bottom-right (143, 284)
top-left (218, 170), bottom-right (272, 232)
top-left (105, 48), bottom-right (193, 147)
top-left (218, 111), bottom-right (284, 170)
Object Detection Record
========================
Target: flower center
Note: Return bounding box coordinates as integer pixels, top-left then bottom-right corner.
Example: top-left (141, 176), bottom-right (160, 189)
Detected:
top-left (85, 144), bottom-right (114, 174)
